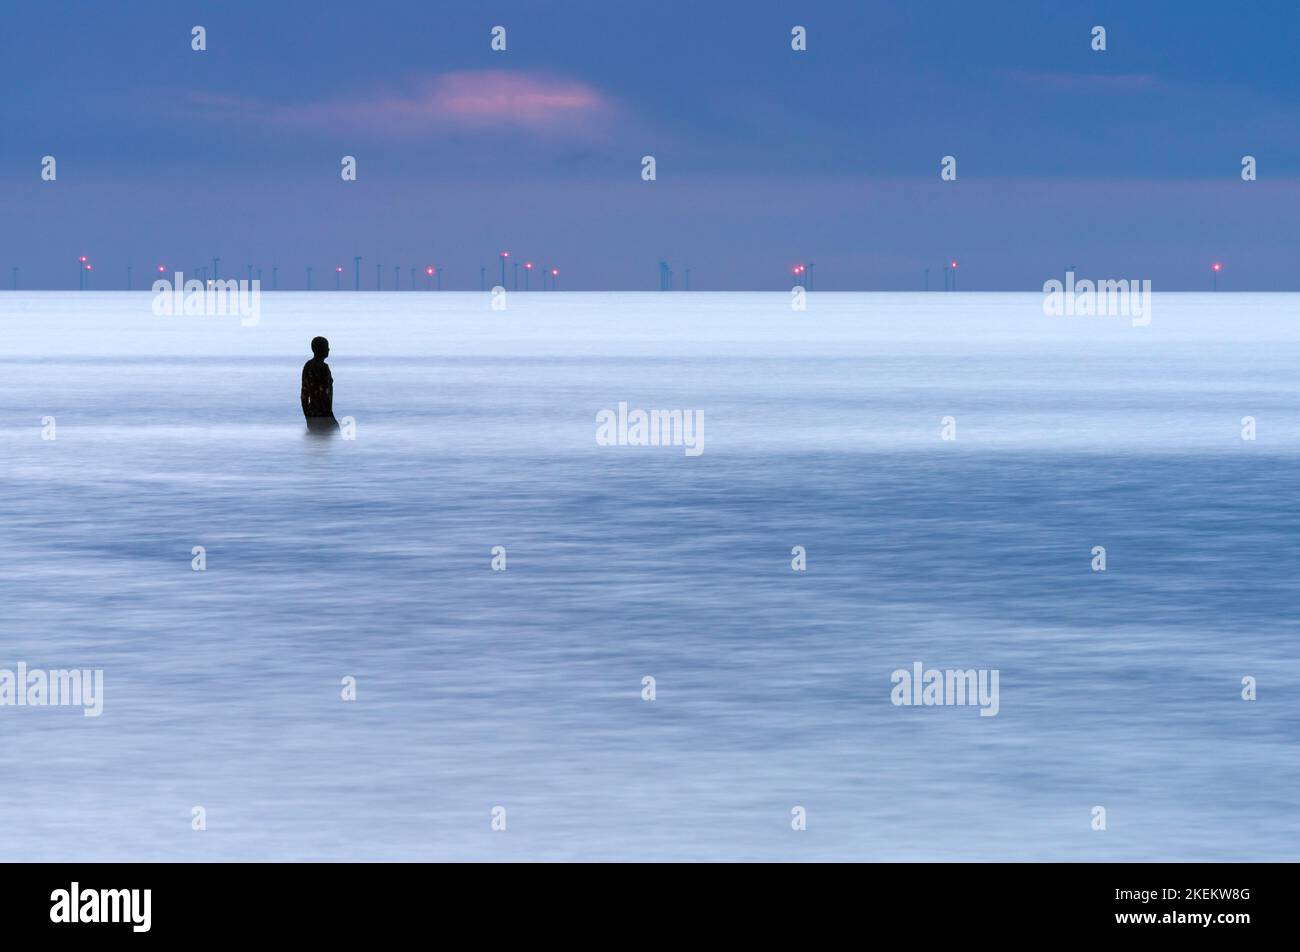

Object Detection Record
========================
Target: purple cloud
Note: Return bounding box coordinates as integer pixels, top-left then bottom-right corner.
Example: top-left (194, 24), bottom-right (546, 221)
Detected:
top-left (183, 70), bottom-right (614, 138)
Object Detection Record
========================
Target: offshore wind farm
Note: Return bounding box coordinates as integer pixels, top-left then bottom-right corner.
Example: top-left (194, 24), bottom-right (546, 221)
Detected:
top-left (5, 255), bottom-right (1242, 292)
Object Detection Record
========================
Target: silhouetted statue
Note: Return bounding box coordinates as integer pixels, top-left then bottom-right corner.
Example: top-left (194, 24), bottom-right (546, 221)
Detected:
top-left (301, 336), bottom-right (340, 434)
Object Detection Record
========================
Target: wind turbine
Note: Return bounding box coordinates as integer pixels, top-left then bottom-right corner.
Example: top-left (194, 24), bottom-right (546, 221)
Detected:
top-left (353, 256), bottom-right (362, 291)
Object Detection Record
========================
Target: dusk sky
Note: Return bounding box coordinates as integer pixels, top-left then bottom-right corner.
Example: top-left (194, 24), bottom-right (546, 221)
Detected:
top-left (3, 0), bottom-right (1299, 289)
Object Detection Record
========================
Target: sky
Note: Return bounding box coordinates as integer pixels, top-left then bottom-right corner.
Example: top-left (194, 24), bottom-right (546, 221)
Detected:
top-left (2, 0), bottom-right (1299, 290)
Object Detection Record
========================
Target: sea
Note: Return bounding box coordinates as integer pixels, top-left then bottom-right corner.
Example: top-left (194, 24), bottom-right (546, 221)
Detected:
top-left (1, 290), bottom-right (1297, 860)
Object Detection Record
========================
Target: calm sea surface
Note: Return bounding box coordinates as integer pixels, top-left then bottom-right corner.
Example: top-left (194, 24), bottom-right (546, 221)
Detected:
top-left (2, 292), bottom-right (1298, 860)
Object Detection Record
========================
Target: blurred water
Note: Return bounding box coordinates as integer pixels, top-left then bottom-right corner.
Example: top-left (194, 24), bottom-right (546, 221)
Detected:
top-left (1, 292), bottom-right (1298, 861)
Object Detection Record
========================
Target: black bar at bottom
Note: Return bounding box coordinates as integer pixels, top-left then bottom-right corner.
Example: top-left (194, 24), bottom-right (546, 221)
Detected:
top-left (0, 862), bottom-right (1284, 939)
